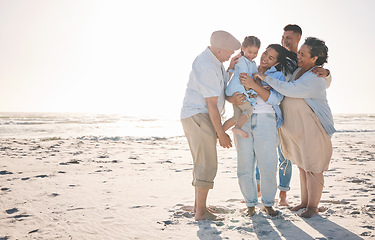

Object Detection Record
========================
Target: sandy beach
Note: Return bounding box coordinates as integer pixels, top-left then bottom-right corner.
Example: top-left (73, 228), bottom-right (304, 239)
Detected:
top-left (0, 131), bottom-right (374, 239)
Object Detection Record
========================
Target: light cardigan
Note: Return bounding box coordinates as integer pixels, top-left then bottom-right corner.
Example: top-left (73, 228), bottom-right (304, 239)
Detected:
top-left (264, 68), bottom-right (336, 136)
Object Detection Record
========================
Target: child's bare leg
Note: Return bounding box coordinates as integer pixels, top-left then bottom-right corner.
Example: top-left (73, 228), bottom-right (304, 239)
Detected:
top-left (232, 114), bottom-right (250, 138)
top-left (223, 118), bottom-right (236, 132)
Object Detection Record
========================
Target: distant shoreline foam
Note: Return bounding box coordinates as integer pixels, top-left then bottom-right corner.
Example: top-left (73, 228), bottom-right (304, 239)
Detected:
top-left (0, 112), bottom-right (374, 140)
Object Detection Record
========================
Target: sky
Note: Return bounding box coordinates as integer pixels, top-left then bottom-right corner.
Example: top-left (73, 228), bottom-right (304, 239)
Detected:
top-left (1, 0), bottom-right (375, 120)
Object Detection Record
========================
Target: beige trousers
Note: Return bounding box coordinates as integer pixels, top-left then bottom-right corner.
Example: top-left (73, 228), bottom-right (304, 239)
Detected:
top-left (181, 113), bottom-right (218, 189)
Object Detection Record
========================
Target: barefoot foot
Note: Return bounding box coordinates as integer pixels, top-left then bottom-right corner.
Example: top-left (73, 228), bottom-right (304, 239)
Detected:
top-left (245, 206), bottom-right (255, 217)
top-left (264, 206), bottom-right (279, 217)
top-left (195, 209), bottom-right (223, 221)
top-left (318, 206), bottom-right (328, 212)
top-left (288, 204), bottom-right (306, 212)
top-left (300, 207), bottom-right (319, 218)
top-left (232, 127), bottom-right (250, 138)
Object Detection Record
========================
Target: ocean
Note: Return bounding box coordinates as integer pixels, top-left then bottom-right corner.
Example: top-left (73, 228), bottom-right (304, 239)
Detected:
top-left (0, 112), bottom-right (184, 140)
top-left (0, 112), bottom-right (374, 140)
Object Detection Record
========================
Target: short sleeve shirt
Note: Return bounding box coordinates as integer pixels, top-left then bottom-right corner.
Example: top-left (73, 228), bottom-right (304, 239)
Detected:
top-left (181, 47), bottom-right (229, 119)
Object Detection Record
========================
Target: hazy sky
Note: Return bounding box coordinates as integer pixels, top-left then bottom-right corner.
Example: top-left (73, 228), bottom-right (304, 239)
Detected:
top-left (1, 0), bottom-right (374, 119)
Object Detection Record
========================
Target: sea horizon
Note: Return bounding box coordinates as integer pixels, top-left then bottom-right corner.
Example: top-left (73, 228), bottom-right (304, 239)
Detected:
top-left (1, 112), bottom-right (375, 140)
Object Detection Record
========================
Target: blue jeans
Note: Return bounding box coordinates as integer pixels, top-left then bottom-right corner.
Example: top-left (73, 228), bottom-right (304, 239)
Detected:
top-left (235, 113), bottom-right (278, 207)
top-left (256, 146), bottom-right (292, 191)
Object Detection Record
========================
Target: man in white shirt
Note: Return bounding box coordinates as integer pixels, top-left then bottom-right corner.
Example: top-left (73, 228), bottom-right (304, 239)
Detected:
top-left (181, 30), bottom-right (240, 221)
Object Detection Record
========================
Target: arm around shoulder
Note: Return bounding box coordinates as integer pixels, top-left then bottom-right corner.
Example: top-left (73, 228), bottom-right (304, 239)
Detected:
top-left (264, 74), bottom-right (318, 99)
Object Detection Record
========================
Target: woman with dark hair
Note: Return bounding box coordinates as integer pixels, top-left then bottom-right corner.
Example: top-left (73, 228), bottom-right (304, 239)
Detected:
top-left (244, 37), bottom-right (335, 218)
top-left (227, 44), bottom-right (295, 217)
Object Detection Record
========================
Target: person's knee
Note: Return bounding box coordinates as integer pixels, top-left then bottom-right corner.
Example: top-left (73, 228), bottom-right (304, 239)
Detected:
top-left (237, 169), bottom-right (248, 178)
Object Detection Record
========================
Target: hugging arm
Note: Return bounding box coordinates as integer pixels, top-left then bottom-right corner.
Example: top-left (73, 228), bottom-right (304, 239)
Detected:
top-left (312, 67), bottom-right (332, 88)
top-left (263, 75), bottom-right (326, 99)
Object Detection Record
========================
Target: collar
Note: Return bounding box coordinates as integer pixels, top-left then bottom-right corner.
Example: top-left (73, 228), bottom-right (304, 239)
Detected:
top-left (265, 66), bottom-right (278, 74)
top-left (205, 47), bottom-right (222, 68)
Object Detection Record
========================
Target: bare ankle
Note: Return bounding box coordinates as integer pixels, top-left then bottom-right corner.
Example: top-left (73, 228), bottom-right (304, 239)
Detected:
top-left (246, 206), bottom-right (255, 217)
top-left (278, 191), bottom-right (289, 206)
top-left (279, 191), bottom-right (287, 198)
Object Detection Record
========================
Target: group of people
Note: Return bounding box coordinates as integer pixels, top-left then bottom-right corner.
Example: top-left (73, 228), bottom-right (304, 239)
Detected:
top-left (180, 24), bottom-right (335, 221)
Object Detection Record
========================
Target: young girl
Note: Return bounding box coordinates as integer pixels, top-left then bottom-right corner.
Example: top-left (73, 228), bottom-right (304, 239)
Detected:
top-left (224, 36), bottom-right (264, 138)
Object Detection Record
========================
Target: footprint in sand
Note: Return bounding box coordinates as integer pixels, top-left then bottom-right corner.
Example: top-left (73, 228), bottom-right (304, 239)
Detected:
top-left (35, 175), bottom-right (49, 178)
top-left (9, 214), bottom-right (32, 220)
top-left (0, 170), bottom-right (13, 175)
top-left (5, 208), bottom-right (18, 214)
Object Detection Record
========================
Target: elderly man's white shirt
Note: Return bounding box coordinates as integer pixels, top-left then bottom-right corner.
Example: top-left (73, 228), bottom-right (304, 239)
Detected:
top-left (181, 47), bottom-right (229, 119)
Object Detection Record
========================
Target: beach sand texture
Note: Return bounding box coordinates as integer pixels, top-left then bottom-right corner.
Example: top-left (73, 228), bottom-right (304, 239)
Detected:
top-left (0, 132), bottom-right (374, 239)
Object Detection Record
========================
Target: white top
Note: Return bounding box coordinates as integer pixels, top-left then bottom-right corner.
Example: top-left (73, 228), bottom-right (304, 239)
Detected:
top-left (181, 47), bottom-right (229, 119)
top-left (252, 96), bottom-right (275, 114)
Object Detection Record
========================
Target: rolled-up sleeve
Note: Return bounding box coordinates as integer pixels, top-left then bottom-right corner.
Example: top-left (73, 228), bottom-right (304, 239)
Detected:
top-left (266, 73), bottom-right (285, 106)
top-left (266, 89), bottom-right (284, 106)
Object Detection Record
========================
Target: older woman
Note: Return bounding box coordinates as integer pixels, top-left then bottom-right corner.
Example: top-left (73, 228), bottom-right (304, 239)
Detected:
top-left (249, 37), bottom-right (335, 218)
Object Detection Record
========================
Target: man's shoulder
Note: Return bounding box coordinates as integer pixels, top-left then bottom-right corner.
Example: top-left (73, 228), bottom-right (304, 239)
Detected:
top-left (193, 54), bottom-right (217, 73)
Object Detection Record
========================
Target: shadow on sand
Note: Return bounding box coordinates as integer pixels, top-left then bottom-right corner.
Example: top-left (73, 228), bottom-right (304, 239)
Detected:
top-left (301, 215), bottom-right (364, 240)
top-left (195, 213), bottom-right (365, 240)
top-left (197, 221), bottom-right (222, 240)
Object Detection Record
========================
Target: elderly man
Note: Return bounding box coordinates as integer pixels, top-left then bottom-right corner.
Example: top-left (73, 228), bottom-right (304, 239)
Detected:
top-left (181, 30), bottom-right (240, 221)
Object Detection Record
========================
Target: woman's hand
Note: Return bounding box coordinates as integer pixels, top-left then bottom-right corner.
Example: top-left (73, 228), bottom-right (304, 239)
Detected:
top-left (253, 72), bottom-right (266, 81)
top-left (312, 67), bottom-right (330, 77)
top-left (239, 73), bottom-right (256, 89)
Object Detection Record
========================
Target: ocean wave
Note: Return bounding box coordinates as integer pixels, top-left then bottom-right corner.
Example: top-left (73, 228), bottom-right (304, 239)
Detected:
top-left (76, 135), bottom-right (173, 141)
top-left (0, 120), bottom-right (117, 125)
top-left (34, 135), bottom-right (184, 142)
top-left (336, 129), bottom-right (375, 133)
top-left (0, 112), bottom-right (139, 125)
